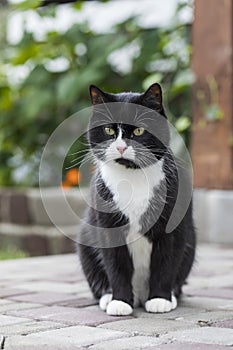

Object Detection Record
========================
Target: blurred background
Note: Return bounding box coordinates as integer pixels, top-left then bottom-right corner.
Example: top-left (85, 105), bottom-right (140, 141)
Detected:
top-left (0, 0), bottom-right (232, 258)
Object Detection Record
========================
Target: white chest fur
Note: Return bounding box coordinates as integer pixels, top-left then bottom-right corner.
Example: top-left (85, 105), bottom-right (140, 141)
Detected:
top-left (99, 160), bottom-right (165, 305)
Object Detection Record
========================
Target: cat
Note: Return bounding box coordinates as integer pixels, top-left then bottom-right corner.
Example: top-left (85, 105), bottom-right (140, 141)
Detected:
top-left (77, 83), bottom-right (196, 316)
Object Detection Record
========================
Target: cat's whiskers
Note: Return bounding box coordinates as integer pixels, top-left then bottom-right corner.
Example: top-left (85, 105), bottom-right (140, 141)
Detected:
top-left (132, 108), bottom-right (141, 125)
top-left (94, 106), bottom-right (114, 122)
top-left (65, 158), bottom-right (91, 170)
top-left (92, 118), bottom-right (113, 127)
top-left (90, 106), bottom-right (115, 127)
top-left (133, 109), bottom-right (152, 124)
top-left (102, 101), bottom-right (115, 122)
top-left (68, 149), bottom-right (89, 157)
top-left (70, 154), bottom-right (90, 164)
top-left (136, 117), bottom-right (158, 126)
top-left (133, 149), bottom-right (156, 159)
top-left (78, 138), bottom-right (89, 146)
top-left (65, 151), bottom-right (95, 170)
top-left (68, 149), bottom-right (92, 162)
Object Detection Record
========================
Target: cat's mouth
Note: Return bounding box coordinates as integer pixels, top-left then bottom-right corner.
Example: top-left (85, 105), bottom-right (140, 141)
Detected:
top-left (115, 158), bottom-right (140, 169)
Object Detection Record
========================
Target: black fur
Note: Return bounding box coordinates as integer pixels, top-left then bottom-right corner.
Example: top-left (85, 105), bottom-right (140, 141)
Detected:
top-left (77, 83), bottom-right (196, 310)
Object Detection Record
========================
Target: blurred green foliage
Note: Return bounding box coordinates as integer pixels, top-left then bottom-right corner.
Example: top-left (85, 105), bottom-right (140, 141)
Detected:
top-left (0, 0), bottom-right (193, 187)
top-left (0, 245), bottom-right (28, 260)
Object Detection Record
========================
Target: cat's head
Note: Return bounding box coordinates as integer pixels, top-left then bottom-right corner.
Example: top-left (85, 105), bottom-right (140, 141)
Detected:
top-left (88, 83), bottom-right (170, 169)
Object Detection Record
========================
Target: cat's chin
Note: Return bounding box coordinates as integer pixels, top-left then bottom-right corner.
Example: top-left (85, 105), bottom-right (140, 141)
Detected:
top-left (115, 158), bottom-right (140, 169)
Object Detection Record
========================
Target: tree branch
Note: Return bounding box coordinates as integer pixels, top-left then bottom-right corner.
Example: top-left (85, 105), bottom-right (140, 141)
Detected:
top-left (41, 0), bottom-right (96, 5)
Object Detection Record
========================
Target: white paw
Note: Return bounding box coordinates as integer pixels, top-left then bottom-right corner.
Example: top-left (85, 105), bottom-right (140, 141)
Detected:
top-left (171, 294), bottom-right (177, 309)
top-left (99, 293), bottom-right (113, 311)
top-left (145, 296), bottom-right (177, 313)
top-left (106, 300), bottom-right (133, 316)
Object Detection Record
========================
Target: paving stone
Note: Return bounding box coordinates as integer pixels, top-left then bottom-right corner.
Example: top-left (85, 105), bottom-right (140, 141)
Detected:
top-left (134, 306), bottom-right (202, 320)
top-left (6, 305), bottom-right (78, 320)
top-left (74, 290), bottom-right (93, 298)
top-left (134, 307), bottom-right (233, 327)
top-left (0, 315), bottom-right (31, 326)
top-left (1, 245), bottom-right (233, 349)
top-left (57, 297), bottom-right (98, 308)
top-left (5, 345), bottom-right (82, 350)
top-left (89, 335), bottom-right (164, 349)
top-left (0, 299), bottom-right (12, 306)
top-left (0, 302), bottom-right (42, 313)
top-left (197, 244), bottom-right (233, 259)
top-left (0, 254), bottom-right (77, 277)
top-left (162, 327), bottom-right (233, 346)
top-left (99, 317), bottom-right (197, 336)
top-left (191, 270), bottom-right (215, 277)
top-left (211, 319), bottom-right (233, 329)
top-left (183, 274), bottom-right (233, 289)
top-left (4, 326), bottom-right (129, 349)
top-left (0, 281), bottom-right (14, 288)
top-left (82, 304), bottom-right (101, 311)
top-left (180, 296), bottom-right (233, 311)
top-left (43, 274), bottom-right (84, 283)
top-left (0, 321), bottom-right (66, 336)
top-left (185, 310), bottom-right (233, 325)
top-left (7, 305), bottom-right (133, 326)
top-left (143, 343), bottom-right (231, 350)
top-left (9, 292), bottom-right (83, 305)
top-left (13, 281), bottom-right (88, 294)
top-left (0, 288), bottom-right (30, 298)
top-left (186, 288), bottom-right (233, 299)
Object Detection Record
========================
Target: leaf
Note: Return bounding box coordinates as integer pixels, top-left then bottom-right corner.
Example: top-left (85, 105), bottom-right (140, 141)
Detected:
top-left (57, 72), bottom-right (80, 104)
top-left (142, 73), bottom-right (163, 90)
top-left (12, 0), bottom-right (42, 11)
top-left (170, 70), bottom-right (195, 98)
top-left (174, 69), bottom-right (195, 86)
top-left (0, 87), bottom-right (13, 111)
top-left (38, 5), bottom-right (57, 17)
top-left (12, 44), bottom-right (39, 65)
top-left (57, 68), bottom-right (102, 105)
top-left (21, 89), bottom-right (53, 120)
top-left (23, 65), bottom-right (50, 86)
top-left (72, 2), bottom-right (83, 10)
top-left (175, 116), bottom-right (191, 132)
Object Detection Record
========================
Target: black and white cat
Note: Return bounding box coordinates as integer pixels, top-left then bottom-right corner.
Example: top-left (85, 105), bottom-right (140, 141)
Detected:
top-left (78, 83), bottom-right (196, 316)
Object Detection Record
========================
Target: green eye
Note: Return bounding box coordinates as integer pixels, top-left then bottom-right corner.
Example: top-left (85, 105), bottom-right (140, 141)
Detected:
top-left (104, 127), bottom-right (115, 136)
top-left (133, 127), bottom-right (145, 136)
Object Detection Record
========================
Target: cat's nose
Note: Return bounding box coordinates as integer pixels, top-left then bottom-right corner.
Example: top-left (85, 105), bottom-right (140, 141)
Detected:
top-left (117, 146), bottom-right (127, 155)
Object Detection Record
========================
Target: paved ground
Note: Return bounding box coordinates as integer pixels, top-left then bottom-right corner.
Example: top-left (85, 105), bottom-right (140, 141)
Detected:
top-left (0, 244), bottom-right (232, 349)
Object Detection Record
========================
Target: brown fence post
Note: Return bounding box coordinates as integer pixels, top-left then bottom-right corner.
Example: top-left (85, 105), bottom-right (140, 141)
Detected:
top-left (191, 0), bottom-right (233, 189)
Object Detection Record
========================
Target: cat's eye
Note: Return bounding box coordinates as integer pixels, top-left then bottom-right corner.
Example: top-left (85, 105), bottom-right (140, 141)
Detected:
top-left (104, 127), bottom-right (115, 136)
top-left (133, 127), bottom-right (145, 136)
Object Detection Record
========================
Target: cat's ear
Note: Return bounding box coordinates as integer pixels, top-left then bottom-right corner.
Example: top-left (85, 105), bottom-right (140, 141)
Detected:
top-left (142, 83), bottom-right (163, 111)
top-left (89, 85), bottom-right (108, 105)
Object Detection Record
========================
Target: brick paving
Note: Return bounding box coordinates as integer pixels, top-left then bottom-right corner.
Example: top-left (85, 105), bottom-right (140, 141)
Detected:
top-left (0, 244), bottom-right (232, 349)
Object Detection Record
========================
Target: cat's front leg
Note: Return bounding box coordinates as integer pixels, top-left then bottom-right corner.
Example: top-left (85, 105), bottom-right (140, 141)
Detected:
top-left (145, 238), bottom-right (177, 313)
top-left (101, 246), bottom-right (134, 316)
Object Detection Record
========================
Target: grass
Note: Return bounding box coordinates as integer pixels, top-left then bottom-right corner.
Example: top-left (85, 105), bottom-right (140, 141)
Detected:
top-left (0, 246), bottom-right (28, 260)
